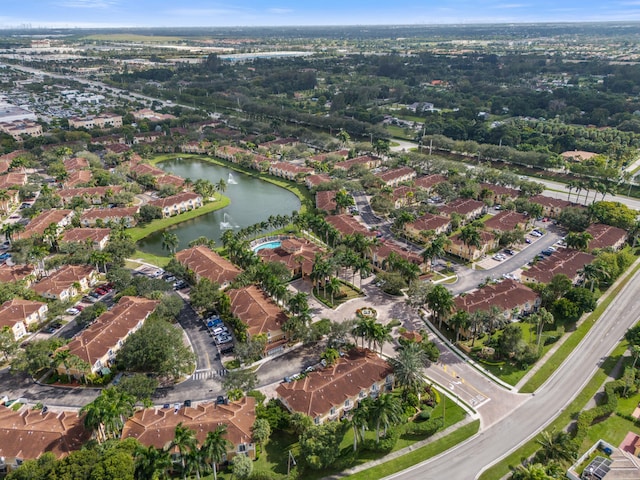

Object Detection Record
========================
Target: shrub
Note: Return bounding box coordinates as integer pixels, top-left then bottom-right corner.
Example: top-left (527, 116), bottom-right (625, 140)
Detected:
top-left (418, 407), bottom-right (433, 421)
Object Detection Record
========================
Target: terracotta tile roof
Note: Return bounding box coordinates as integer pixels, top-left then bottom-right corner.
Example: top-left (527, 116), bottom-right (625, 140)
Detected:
top-left (454, 279), bottom-right (539, 314)
top-left (334, 155), bottom-right (380, 170)
top-left (406, 213), bottom-right (450, 232)
top-left (0, 172), bottom-right (27, 189)
top-left (270, 162), bottom-right (314, 175)
top-left (372, 242), bottom-right (423, 265)
top-left (325, 214), bottom-right (375, 238)
top-left (439, 198), bottom-right (485, 217)
top-left (479, 183), bottom-right (519, 199)
top-left (228, 285), bottom-right (287, 339)
top-left (392, 186), bottom-right (417, 202)
top-left (122, 397), bottom-right (255, 451)
top-left (175, 246), bottom-right (241, 286)
top-left (155, 174), bottom-right (185, 189)
top-left (585, 223), bottom-right (628, 251)
top-left (375, 166), bottom-right (416, 183)
top-left (15, 209), bottom-right (73, 240)
top-left (0, 299), bottom-right (46, 328)
top-left (58, 186), bottom-right (123, 201)
top-left (64, 170), bottom-right (92, 187)
top-left (306, 174), bottom-right (332, 187)
top-left (484, 211), bottom-right (529, 232)
top-left (0, 406), bottom-right (90, 460)
top-left (310, 149), bottom-right (349, 162)
top-left (414, 174), bottom-right (446, 190)
top-left (32, 265), bottom-right (96, 297)
top-left (80, 206), bottom-right (139, 223)
top-left (257, 237), bottom-right (324, 277)
top-left (529, 195), bottom-right (572, 209)
top-left (148, 192), bottom-right (201, 209)
top-left (62, 296), bottom-right (159, 366)
top-left (129, 163), bottom-right (165, 177)
top-left (276, 349), bottom-right (393, 418)
top-left (106, 143), bottom-right (131, 154)
top-left (316, 190), bottom-right (337, 212)
top-left (560, 150), bottom-right (598, 161)
top-left (522, 248), bottom-right (595, 284)
top-left (63, 157), bottom-right (89, 171)
top-left (448, 230), bottom-right (496, 249)
top-left (0, 264), bottom-right (35, 283)
top-left (61, 228), bottom-right (111, 244)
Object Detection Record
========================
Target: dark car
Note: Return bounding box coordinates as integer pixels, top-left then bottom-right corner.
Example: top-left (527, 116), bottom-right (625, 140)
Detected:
top-left (216, 395), bottom-right (226, 405)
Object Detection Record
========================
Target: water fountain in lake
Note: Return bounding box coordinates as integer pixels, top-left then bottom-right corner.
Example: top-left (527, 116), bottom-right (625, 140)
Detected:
top-left (220, 212), bottom-right (239, 230)
top-left (227, 173), bottom-right (238, 185)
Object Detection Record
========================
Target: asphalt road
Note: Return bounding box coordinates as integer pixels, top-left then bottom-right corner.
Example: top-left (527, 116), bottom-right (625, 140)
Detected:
top-left (387, 260), bottom-right (640, 480)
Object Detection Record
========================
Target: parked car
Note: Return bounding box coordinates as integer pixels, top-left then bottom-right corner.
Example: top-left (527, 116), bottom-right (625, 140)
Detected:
top-left (212, 326), bottom-right (229, 336)
top-left (215, 335), bottom-right (233, 345)
top-left (89, 292), bottom-right (101, 299)
top-left (66, 308), bottom-right (80, 315)
top-left (503, 249), bottom-right (515, 256)
top-left (75, 305), bottom-right (84, 311)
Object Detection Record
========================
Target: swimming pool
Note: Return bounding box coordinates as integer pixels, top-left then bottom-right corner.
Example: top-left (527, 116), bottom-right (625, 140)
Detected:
top-left (253, 241), bottom-right (282, 252)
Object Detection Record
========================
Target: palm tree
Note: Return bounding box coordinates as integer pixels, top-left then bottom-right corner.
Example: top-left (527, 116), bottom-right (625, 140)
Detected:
top-left (334, 188), bottom-right (355, 214)
top-left (421, 234), bottom-right (450, 268)
top-left (459, 225), bottom-right (482, 260)
top-left (161, 231), bottom-right (179, 255)
top-left (531, 307), bottom-right (554, 350)
top-left (565, 231), bottom-right (593, 251)
top-left (90, 250), bottom-right (112, 274)
top-left (80, 387), bottom-right (135, 443)
top-left (509, 462), bottom-right (555, 480)
top-left (578, 263), bottom-right (609, 292)
top-left (328, 276), bottom-right (342, 304)
top-left (201, 426), bottom-right (231, 480)
top-left (426, 284), bottom-right (454, 328)
top-left (1, 221), bottom-right (24, 243)
top-left (134, 444), bottom-right (172, 480)
top-left (469, 310), bottom-right (488, 347)
top-left (372, 322), bottom-right (393, 354)
top-left (216, 178), bottom-right (227, 194)
top-left (535, 429), bottom-right (577, 464)
top-left (450, 310), bottom-right (470, 343)
top-left (390, 342), bottom-right (427, 399)
top-left (189, 236), bottom-right (216, 249)
top-left (0, 189), bottom-right (10, 214)
top-left (369, 393), bottom-right (403, 443)
top-left (349, 402), bottom-right (370, 452)
top-left (171, 423), bottom-right (197, 474)
top-left (287, 292), bottom-right (309, 316)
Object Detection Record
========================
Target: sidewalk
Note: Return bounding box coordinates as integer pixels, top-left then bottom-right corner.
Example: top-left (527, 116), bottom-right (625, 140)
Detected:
top-left (324, 416), bottom-right (477, 479)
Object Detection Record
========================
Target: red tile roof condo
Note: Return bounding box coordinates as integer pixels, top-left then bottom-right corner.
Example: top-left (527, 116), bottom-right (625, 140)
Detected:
top-left (175, 245), bottom-right (241, 288)
top-left (122, 397), bottom-right (256, 460)
top-left (276, 349), bottom-right (393, 422)
top-left (521, 248), bottom-right (595, 284)
top-left (584, 223), bottom-right (628, 251)
top-left (454, 279), bottom-right (540, 317)
top-left (325, 214), bottom-right (376, 238)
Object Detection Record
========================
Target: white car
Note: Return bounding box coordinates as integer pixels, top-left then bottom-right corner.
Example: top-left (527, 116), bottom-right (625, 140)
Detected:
top-left (66, 308), bottom-right (80, 315)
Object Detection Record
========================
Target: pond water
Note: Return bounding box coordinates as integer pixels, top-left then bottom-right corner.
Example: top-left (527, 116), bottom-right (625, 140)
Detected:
top-left (137, 158), bottom-right (301, 256)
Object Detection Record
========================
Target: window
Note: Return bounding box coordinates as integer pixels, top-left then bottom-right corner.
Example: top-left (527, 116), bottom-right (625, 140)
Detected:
top-left (344, 399), bottom-right (351, 408)
top-left (371, 383), bottom-right (378, 392)
top-left (359, 390), bottom-right (366, 398)
top-left (238, 444), bottom-right (246, 453)
top-left (314, 416), bottom-right (320, 425)
top-left (330, 407), bottom-right (336, 416)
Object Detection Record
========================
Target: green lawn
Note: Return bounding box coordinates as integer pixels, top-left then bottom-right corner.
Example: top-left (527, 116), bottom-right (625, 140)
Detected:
top-left (127, 196), bottom-right (230, 243)
top-left (312, 281), bottom-right (364, 309)
top-left (385, 125), bottom-right (416, 140)
top-left (130, 250), bottom-right (171, 268)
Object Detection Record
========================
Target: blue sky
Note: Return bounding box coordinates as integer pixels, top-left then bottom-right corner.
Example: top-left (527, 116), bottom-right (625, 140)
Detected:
top-left (2, 0), bottom-right (640, 28)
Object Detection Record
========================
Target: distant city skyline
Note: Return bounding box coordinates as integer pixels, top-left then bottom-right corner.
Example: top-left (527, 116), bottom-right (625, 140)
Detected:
top-left (1, 1), bottom-right (640, 29)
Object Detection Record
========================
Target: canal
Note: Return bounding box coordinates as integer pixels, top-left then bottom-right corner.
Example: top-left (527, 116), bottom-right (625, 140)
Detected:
top-left (137, 157), bottom-right (301, 256)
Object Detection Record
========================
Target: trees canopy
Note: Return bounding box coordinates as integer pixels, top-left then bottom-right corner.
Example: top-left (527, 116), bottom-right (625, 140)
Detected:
top-left (116, 318), bottom-right (195, 380)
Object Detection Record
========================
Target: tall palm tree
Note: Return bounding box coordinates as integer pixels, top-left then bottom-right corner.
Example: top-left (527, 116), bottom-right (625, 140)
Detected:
top-left (90, 250), bottom-right (112, 274)
top-left (171, 423), bottom-right (197, 474)
top-left (80, 387), bottom-right (135, 443)
top-left (1, 221), bottom-right (24, 243)
top-left (161, 231), bottom-right (179, 255)
top-left (328, 276), bottom-right (342, 304)
top-left (532, 307), bottom-right (554, 350)
top-left (369, 393), bottom-right (403, 443)
top-left (426, 284), bottom-right (454, 328)
top-left (372, 322), bottom-right (393, 354)
top-left (578, 263), bottom-right (609, 292)
top-left (459, 225), bottom-right (482, 260)
top-left (134, 444), bottom-right (172, 480)
top-left (0, 189), bottom-right (10, 214)
top-left (534, 429), bottom-right (577, 464)
top-left (349, 402), bottom-right (370, 452)
top-left (390, 342), bottom-right (427, 399)
top-left (450, 310), bottom-right (470, 343)
top-left (201, 426), bottom-right (231, 480)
